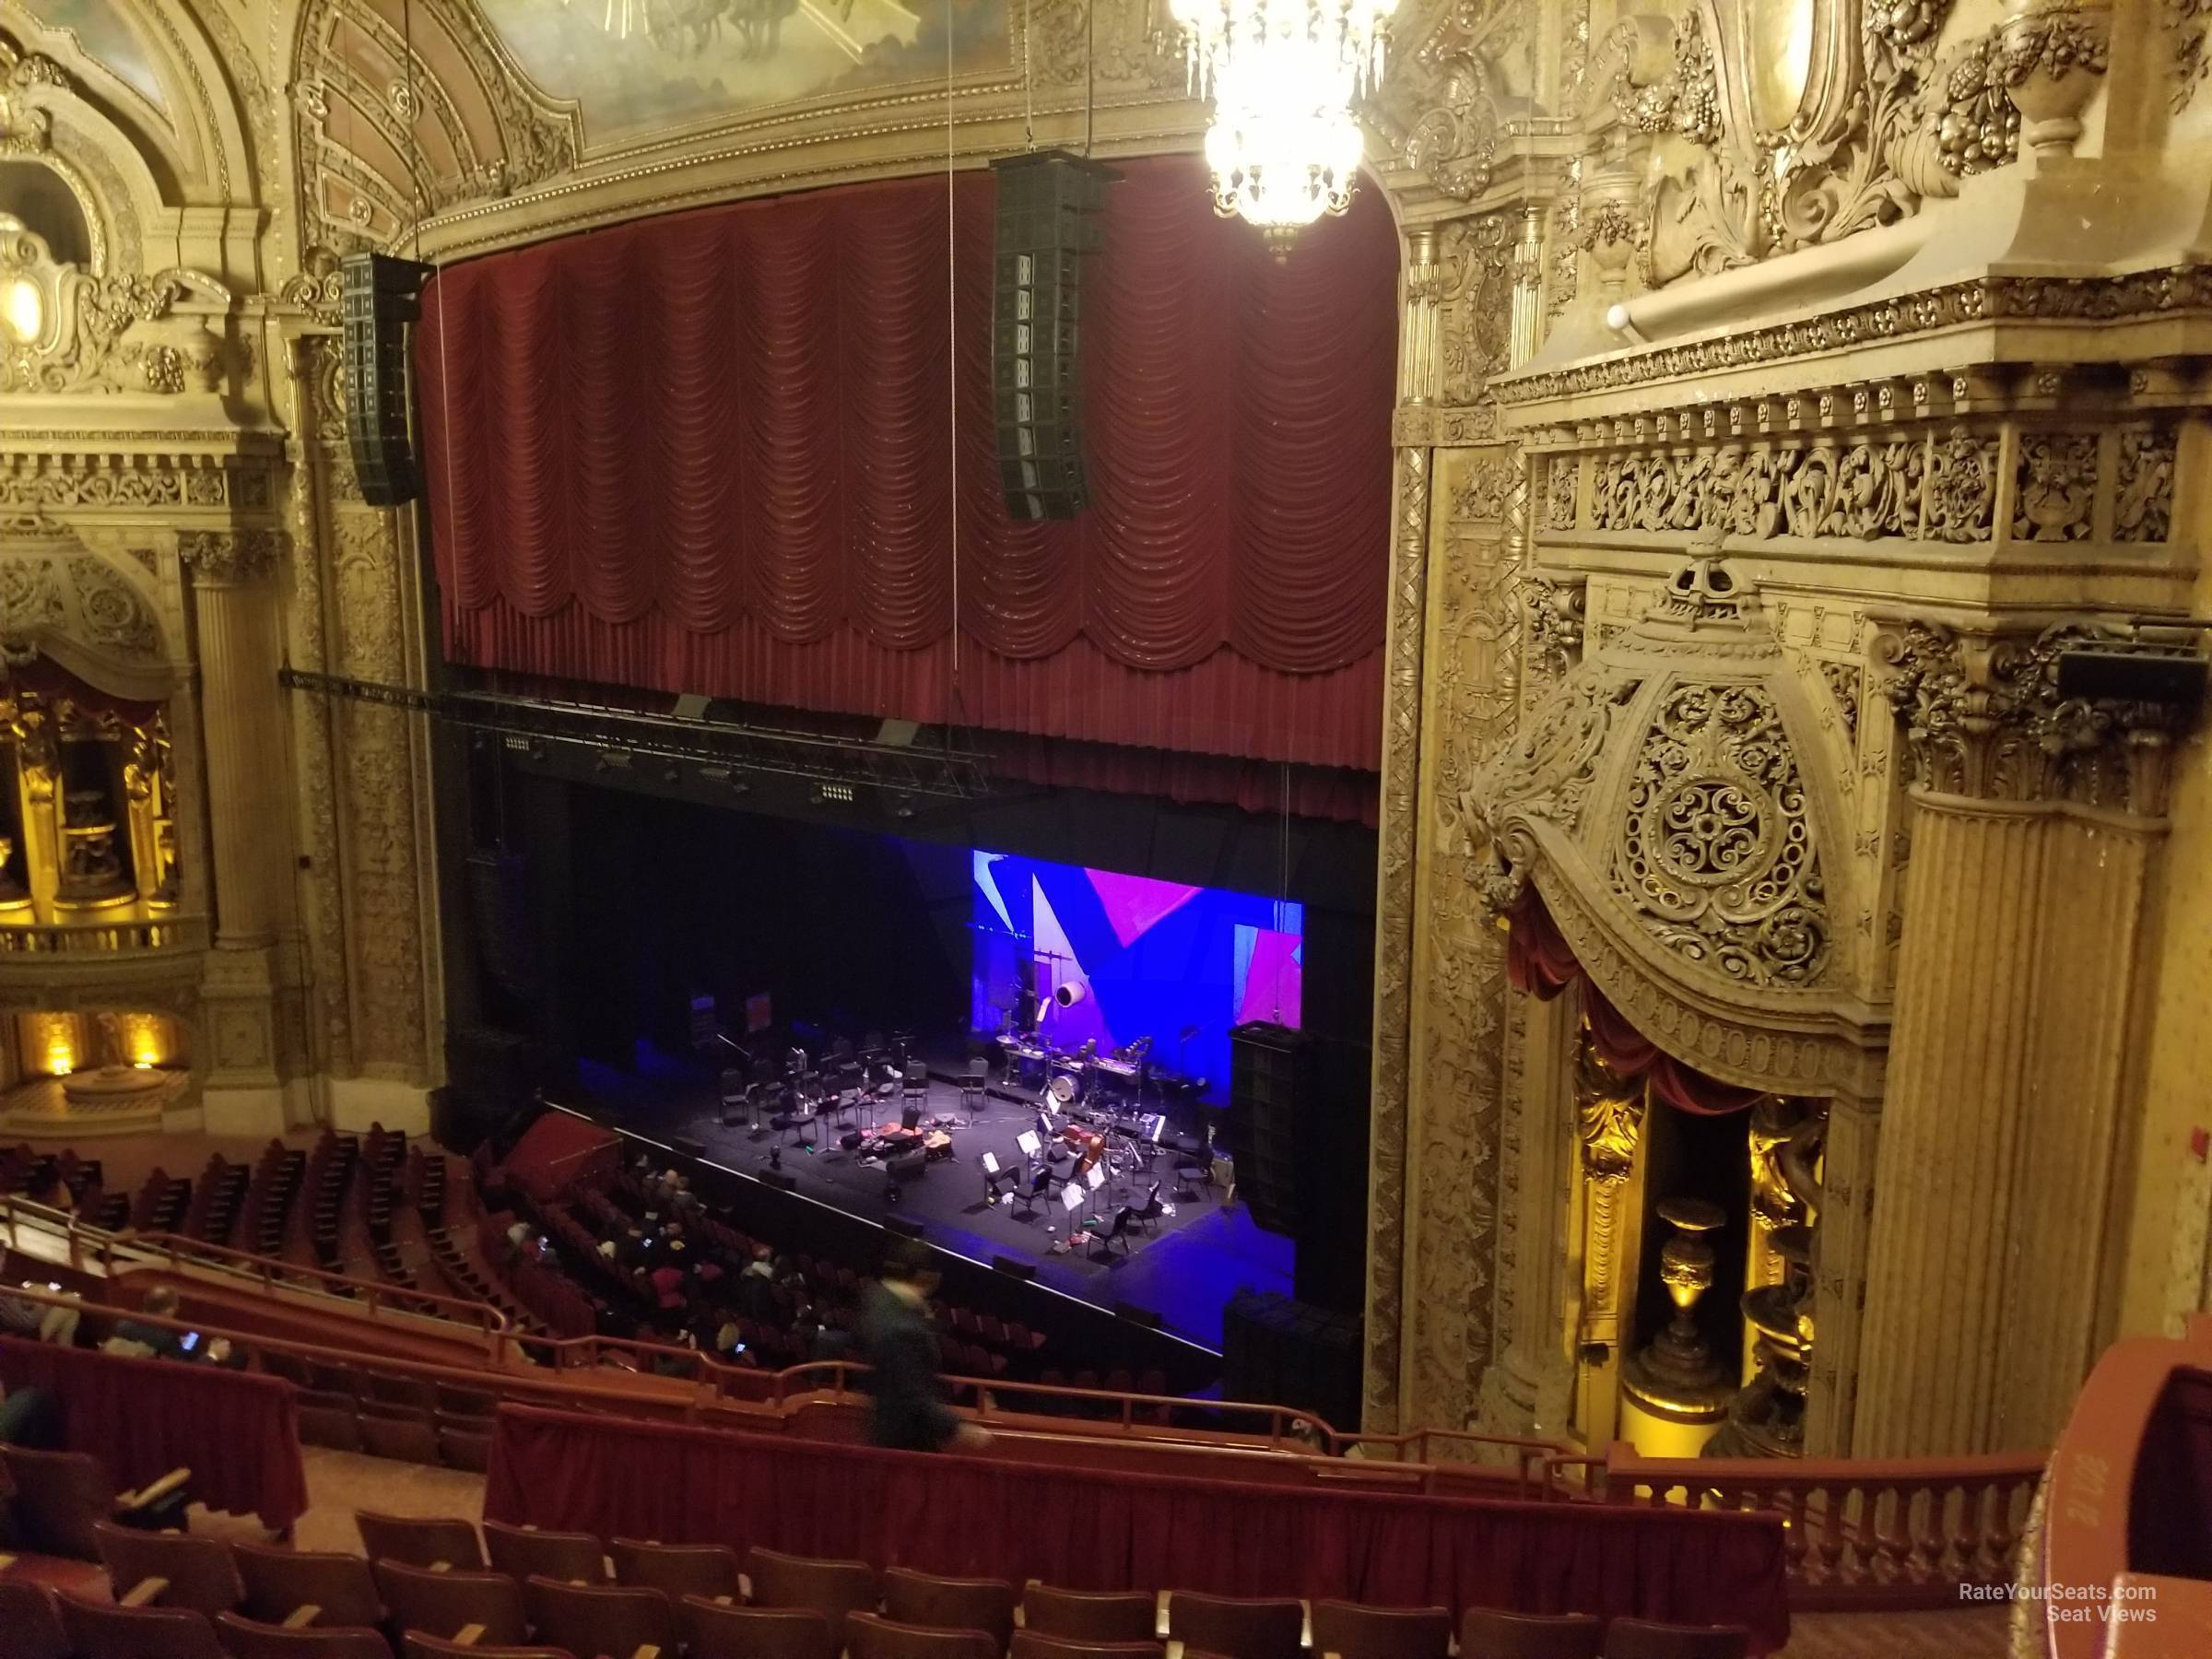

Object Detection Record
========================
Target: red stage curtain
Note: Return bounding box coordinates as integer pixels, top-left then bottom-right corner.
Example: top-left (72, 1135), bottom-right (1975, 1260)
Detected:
top-left (415, 158), bottom-right (1397, 771)
top-left (1506, 890), bottom-right (1767, 1115)
top-left (485, 1406), bottom-right (1790, 1652)
top-left (0, 1336), bottom-right (310, 1531)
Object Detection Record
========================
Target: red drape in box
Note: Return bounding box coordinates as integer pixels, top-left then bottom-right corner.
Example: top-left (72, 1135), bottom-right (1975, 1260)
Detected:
top-left (0, 1336), bottom-right (310, 1530)
top-left (484, 1406), bottom-right (1790, 1652)
top-left (1506, 889), bottom-right (1765, 1115)
top-left (416, 157), bottom-right (1397, 771)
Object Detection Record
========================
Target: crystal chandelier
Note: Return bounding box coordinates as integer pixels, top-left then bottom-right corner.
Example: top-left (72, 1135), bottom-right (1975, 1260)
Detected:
top-left (1169, 0), bottom-right (1395, 242)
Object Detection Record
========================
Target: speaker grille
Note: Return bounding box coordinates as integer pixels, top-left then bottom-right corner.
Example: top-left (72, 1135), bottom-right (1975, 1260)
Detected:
top-left (340, 253), bottom-right (436, 508)
top-left (1231, 1020), bottom-right (1308, 1239)
top-left (991, 152), bottom-right (1114, 522)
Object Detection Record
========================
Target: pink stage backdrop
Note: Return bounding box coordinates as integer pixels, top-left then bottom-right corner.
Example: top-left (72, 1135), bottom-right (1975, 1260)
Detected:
top-left (415, 157), bottom-right (1397, 773)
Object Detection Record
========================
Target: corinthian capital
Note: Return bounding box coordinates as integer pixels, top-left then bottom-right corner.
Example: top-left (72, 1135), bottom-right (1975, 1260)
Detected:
top-left (1880, 618), bottom-right (2179, 815)
top-left (179, 529), bottom-right (283, 586)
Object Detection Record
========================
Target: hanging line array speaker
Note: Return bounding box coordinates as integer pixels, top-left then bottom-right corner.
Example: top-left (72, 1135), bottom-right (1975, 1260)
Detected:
top-left (990, 151), bottom-right (1117, 522)
top-left (340, 252), bottom-right (437, 507)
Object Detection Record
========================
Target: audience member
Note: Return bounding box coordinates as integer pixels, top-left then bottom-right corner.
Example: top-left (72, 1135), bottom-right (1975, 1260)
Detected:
top-left (104, 1284), bottom-right (190, 1359)
top-left (857, 1241), bottom-right (987, 1453)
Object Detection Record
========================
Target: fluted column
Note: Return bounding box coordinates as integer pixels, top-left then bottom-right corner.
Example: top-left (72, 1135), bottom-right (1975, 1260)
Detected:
top-left (1480, 982), bottom-right (1580, 1438)
top-left (182, 529), bottom-right (296, 1126)
top-left (1852, 622), bottom-right (2174, 1456)
top-left (1853, 795), bottom-right (2050, 1455)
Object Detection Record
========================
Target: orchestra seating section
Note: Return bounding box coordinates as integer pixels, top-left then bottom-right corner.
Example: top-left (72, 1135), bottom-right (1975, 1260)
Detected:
top-left (0, 1516), bottom-right (1759, 1658)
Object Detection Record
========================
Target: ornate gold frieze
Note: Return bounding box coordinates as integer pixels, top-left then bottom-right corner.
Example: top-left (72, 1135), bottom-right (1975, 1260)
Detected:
top-left (1497, 274), bottom-right (2212, 407)
top-left (1881, 619), bottom-right (2183, 812)
top-left (0, 453), bottom-right (271, 512)
top-left (178, 529), bottom-right (283, 586)
top-left (1524, 576), bottom-right (1587, 691)
top-left (0, 222), bottom-right (229, 397)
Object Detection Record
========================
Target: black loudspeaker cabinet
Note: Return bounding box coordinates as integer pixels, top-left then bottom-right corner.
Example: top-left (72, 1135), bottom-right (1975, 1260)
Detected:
top-left (340, 253), bottom-right (436, 506)
top-left (440, 1027), bottom-right (538, 1151)
top-left (466, 849), bottom-right (537, 1001)
top-left (1230, 1020), bottom-right (1312, 1240)
top-left (1221, 1289), bottom-right (1363, 1434)
top-left (991, 151), bottom-right (1115, 521)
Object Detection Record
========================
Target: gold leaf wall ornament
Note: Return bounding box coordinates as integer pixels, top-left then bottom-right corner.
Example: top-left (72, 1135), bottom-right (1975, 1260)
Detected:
top-left (0, 221), bottom-right (229, 396)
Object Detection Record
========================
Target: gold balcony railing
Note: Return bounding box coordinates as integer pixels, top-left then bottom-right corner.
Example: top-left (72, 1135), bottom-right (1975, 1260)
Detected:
top-left (0, 913), bottom-right (207, 953)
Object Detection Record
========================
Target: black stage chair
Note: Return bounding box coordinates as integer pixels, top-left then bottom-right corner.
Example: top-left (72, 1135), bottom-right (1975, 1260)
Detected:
top-left (1091, 1206), bottom-right (1135, 1258)
top-left (902, 1062), bottom-right (930, 1112)
top-left (960, 1059), bottom-right (988, 1123)
top-left (1017, 1168), bottom-right (1053, 1222)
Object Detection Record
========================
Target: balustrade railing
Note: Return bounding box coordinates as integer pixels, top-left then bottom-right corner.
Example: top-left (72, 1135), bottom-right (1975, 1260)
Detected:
top-left (0, 912), bottom-right (208, 954)
top-left (1563, 1445), bottom-right (2045, 1610)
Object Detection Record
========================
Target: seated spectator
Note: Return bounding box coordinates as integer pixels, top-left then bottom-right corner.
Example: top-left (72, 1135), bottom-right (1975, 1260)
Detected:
top-left (0, 1382), bottom-right (60, 1447)
top-left (0, 1281), bottom-right (77, 1345)
top-left (104, 1285), bottom-right (188, 1359)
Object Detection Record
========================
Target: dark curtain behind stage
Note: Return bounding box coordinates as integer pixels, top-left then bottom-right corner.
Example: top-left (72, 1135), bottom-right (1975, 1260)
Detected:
top-left (414, 156), bottom-right (1396, 773)
top-left (567, 787), bottom-right (971, 1070)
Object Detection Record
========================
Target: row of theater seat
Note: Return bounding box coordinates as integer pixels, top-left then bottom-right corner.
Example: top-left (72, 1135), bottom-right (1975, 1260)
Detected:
top-left (0, 1511), bottom-right (1752, 1659)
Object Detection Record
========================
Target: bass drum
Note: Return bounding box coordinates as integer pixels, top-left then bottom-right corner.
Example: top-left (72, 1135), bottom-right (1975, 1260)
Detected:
top-left (1048, 1074), bottom-right (1078, 1107)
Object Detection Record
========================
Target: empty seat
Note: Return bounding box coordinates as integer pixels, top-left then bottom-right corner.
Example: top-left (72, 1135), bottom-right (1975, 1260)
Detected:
top-left (94, 1519), bottom-right (245, 1616)
top-left (679, 1598), bottom-right (837, 1659)
top-left (2, 1444), bottom-right (191, 1558)
top-left (436, 1382), bottom-right (500, 1418)
top-left (745, 1546), bottom-right (879, 1637)
top-left (524, 1575), bottom-right (678, 1659)
top-left (1008, 1637), bottom-right (1165, 1659)
top-left (1458, 1607), bottom-right (1602, 1659)
top-left (1309, 1602), bottom-right (1452, 1659)
top-left (355, 1512), bottom-right (488, 1571)
top-left (848, 1611), bottom-right (1000, 1659)
top-left (400, 1640), bottom-right (577, 1659)
top-left (212, 1612), bottom-right (396, 1658)
top-left (232, 1542), bottom-right (385, 1629)
top-left (364, 1374), bottom-right (441, 1414)
top-left (298, 1405), bottom-right (362, 1453)
top-left (55, 1589), bottom-right (227, 1659)
top-left (1164, 1593), bottom-right (1302, 1659)
top-left (484, 1520), bottom-right (608, 1584)
top-left (1020, 1584), bottom-right (1157, 1644)
top-left (372, 1559), bottom-right (529, 1647)
top-left (609, 1536), bottom-right (743, 1602)
top-left (0, 1579), bottom-right (71, 1659)
top-left (1600, 1622), bottom-right (1748, 1659)
top-left (881, 1567), bottom-right (1016, 1652)
top-left (437, 1425), bottom-right (493, 1473)
top-left (358, 1413), bottom-right (441, 1465)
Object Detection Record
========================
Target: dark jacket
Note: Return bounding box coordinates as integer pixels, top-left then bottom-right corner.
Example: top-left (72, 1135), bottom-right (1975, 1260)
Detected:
top-left (856, 1282), bottom-right (957, 1452)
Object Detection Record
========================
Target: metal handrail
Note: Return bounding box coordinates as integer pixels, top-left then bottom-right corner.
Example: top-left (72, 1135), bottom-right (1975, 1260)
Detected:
top-left (0, 912), bottom-right (209, 953)
top-left (0, 1194), bottom-right (509, 1335)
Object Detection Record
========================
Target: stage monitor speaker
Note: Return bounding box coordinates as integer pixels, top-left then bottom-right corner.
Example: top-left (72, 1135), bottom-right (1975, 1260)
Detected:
top-left (887, 1149), bottom-right (929, 1182)
top-left (1230, 1021), bottom-right (1312, 1239)
top-left (668, 1135), bottom-right (706, 1161)
top-left (339, 253), bottom-right (436, 506)
top-left (993, 1256), bottom-right (1037, 1282)
top-left (991, 151), bottom-right (1115, 522)
top-left (885, 1215), bottom-right (926, 1239)
top-left (1112, 1301), bottom-right (1161, 1330)
top-left (762, 1171), bottom-right (797, 1193)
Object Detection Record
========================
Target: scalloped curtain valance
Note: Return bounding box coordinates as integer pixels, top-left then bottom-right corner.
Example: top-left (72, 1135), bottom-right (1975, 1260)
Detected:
top-left (1507, 888), bottom-right (1765, 1115)
top-left (414, 156), bottom-right (1397, 771)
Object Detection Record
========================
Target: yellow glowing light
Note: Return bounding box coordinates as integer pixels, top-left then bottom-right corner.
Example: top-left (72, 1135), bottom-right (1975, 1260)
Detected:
top-left (46, 1049), bottom-right (74, 1077)
top-left (132, 1060), bottom-right (154, 1070)
top-left (2, 276), bottom-right (42, 346)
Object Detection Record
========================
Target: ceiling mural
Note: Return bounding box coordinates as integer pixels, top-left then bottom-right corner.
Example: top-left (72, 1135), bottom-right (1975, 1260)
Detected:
top-left (17, 0), bottom-right (164, 112)
top-left (482, 0), bottom-right (1011, 152)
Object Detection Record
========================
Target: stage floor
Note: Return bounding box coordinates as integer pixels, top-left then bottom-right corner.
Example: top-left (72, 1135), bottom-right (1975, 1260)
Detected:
top-left (575, 1053), bottom-right (1291, 1352)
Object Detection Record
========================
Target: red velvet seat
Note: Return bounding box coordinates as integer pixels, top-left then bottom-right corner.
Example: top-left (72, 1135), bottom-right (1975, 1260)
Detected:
top-left (680, 1596), bottom-right (838, 1659)
top-left (523, 1574), bottom-right (678, 1659)
top-left (232, 1542), bottom-right (384, 1630)
top-left (354, 1512), bottom-right (487, 1572)
top-left (1309, 1601), bottom-right (1452, 1659)
top-left (847, 1610), bottom-right (1000, 1659)
top-left (372, 1559), bottom-right (530, 1647)
top-left (881, 1566), bottom-right (1016, 1652)
top-left (0, 1579), bottom-right (72, 1659)
top-left (212, 1612), bottom-right (395, 1658)
top-left (609, 1536), bottom-right (743, 1603)
top-left (400, 1639), bottom-right (576, 1659)
top-left (94, 1519), bottom-right (244, 1615)
top-left (1600, 1620), bottom-right (1749, 1659)
top-left (1458, 1606), bottom-right (1602, 1659)
top-left (56, 1589), bottom-right (226, 1659)
top-left (483, 1521), bottom-right (607, 1585)
top-left (745, 1545), bottom-right (879, 1638)
top-left (1008, 1635), bottom-right (1165, 1659)
top-left (1019, 1583), bottom-right (1157, 1644)
top-left (1163, 1592), bottom-right (1302, 1659)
